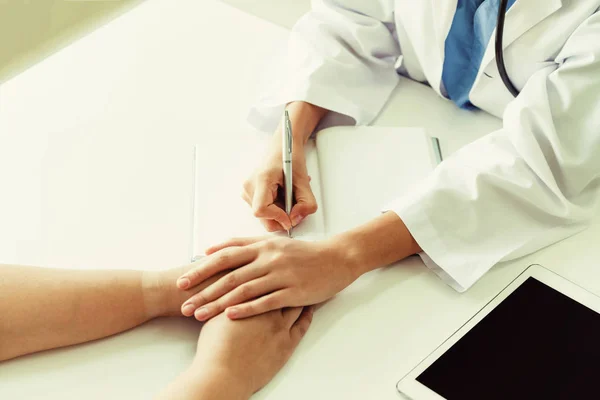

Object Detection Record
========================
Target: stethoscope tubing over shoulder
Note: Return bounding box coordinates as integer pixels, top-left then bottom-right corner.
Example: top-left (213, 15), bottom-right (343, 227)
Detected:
top-left (496, 0), bottom-right (520, 97)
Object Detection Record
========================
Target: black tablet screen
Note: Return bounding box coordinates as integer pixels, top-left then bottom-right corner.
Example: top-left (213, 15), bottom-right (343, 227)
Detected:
top-left (417, 277), bottom-right (600, 399)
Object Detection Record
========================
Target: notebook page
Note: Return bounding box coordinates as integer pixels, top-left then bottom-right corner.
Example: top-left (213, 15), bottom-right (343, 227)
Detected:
top-left (192, 136), bottom-right (324, 260)
top-left (316, 126), bottom-right (435, 236)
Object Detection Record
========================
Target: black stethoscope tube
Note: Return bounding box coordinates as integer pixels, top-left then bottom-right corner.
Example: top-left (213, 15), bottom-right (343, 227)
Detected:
top-left (495, 0), bottom-right (520, 97)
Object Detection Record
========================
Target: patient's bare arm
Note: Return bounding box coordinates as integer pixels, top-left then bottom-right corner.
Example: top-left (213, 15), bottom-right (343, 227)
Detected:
top-left (0, 263), bottom-right (222, 361)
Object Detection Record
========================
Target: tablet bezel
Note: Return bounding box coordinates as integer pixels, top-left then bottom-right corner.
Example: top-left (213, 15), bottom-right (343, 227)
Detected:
top-left (396, 264), bottom-right (600, 400)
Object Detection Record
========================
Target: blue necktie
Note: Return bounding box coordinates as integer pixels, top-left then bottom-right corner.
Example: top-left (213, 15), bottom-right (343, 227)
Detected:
top-left (442, 0), bottom-right (517, 109)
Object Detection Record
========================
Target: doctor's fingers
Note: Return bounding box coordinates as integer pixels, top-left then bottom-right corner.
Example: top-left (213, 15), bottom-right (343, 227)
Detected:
top-left (192, 277), bottom-right (283, 322)
top-left (241, 188), bottom-right (252, 206)
top-left (252, 182), bottom-right (292, 231)
top-left (205, 236), bottom-right (269, 255)
top-left (225, 290), bottom-right (293, 320)
top-left (289, 180), bottom-right (318, 227)
top-left (242, 188), bottom-right (283, 231)
top-left (261, 218), bottom-right (287, 232)
top-left (181, 261), bottom-right (268, 317)
top-left (177, 246), bottom-right (257, 290)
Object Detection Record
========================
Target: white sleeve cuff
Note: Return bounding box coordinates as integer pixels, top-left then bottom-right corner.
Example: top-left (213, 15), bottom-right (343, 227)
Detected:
top-left (247, 80), bottom-right (380, 133)
top-left (382, 201), bottom-right (469, 293)
top-left (381, 182), bottom-right (481, 293)
top-left (415, 251), bottom-right (467, 293)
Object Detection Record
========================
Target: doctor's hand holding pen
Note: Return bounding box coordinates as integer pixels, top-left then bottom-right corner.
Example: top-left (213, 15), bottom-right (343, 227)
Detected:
top-left (241, 101), bottom-right (327, 232)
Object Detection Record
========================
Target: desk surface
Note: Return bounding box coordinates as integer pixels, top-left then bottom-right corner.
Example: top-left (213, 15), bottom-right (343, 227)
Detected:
top-left (1, 1), bottom-right (599, 399)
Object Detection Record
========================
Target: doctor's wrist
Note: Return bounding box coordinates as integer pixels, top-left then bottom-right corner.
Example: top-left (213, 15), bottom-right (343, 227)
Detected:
top-left (326, 212), bottom-right (422, 279)
top-left (284, 101), bottom-right (328, 145)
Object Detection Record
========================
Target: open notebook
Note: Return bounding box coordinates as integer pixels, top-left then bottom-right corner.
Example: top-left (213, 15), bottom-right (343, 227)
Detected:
top-left (192, 126), bottom-right (437, 261)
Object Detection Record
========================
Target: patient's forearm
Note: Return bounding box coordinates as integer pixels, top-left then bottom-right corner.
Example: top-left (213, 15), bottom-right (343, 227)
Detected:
top-left (0, 263), bottom-right (225, 361)
top-left (0, 265), bottom-right (155, 361)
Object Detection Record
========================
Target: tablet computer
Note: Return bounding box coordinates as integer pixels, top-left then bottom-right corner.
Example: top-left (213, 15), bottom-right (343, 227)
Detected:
top-left (396, 264), bottom-right (600, 400)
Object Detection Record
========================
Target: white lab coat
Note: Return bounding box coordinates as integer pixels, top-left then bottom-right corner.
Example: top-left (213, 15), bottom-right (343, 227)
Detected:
top-left (249, 0), bottom-right (600, 291)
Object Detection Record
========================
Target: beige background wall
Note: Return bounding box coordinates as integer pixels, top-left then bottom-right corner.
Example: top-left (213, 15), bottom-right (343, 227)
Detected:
top-left (0, 0), bottom-right (309, 84)
top-left (0, 0), bottom-right (143, 83)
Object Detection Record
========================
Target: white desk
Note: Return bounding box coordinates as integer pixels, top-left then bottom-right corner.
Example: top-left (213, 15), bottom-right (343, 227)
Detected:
top-left (1, 1), bottom-right (599, 399)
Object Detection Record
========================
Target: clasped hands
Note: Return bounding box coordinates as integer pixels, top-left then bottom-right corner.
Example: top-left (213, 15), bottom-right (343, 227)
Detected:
top-left (178, 235), bottom-right (358, 321)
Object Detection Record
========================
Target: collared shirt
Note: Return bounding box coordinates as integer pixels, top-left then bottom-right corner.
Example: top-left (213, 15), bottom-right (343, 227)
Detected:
top-left (442, 0), bottom-right (517, 109)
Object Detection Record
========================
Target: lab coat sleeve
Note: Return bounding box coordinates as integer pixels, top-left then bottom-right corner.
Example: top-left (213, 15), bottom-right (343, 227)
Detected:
top-left (247, 0), bottom-right (401, 133)
top-left (385, 12), bottom-right (600, 292)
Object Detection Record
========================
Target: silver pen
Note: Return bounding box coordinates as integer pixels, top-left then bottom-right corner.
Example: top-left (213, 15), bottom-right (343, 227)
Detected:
top-left (283, 110), bottom-right (293, 238)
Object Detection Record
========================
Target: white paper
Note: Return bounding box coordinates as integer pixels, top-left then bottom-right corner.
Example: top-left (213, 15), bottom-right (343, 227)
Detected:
top-left (316, 126), bottom-right (435, 235)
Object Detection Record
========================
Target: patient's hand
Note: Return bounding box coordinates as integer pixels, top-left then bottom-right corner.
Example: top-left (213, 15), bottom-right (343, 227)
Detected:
top-left (193, 306), bottom-right (314, 396)
top-left (156, 307), bottom-right (313, 400)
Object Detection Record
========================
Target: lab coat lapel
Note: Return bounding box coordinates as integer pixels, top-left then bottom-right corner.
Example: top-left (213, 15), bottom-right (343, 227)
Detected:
top-left (479, 0), bottom-right (563, 71)
top-left (396, 0), bottom-right (457, 96)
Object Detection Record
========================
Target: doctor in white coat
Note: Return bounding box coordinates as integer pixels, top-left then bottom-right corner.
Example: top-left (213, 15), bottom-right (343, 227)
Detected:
top-left (177, 0), bottom-right (600, 321)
